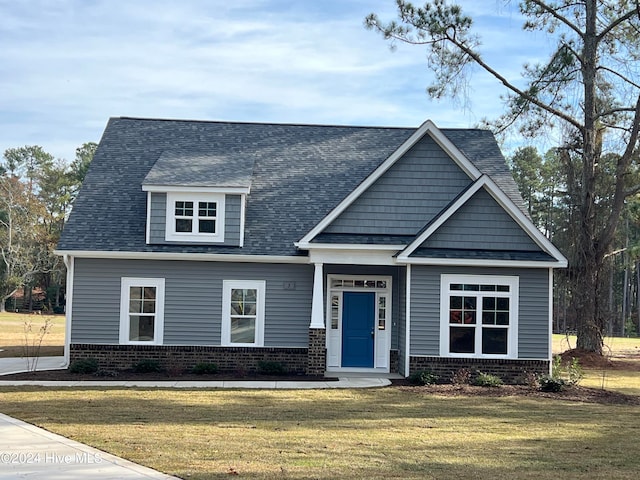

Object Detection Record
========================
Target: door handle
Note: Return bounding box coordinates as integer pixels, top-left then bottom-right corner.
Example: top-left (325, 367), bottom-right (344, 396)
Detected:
top-left (371, 330), bottom-right (375, 339)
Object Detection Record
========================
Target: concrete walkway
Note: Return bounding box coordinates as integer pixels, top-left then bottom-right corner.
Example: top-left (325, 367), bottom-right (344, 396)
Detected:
top-left (0, 356), bottom-right (66, 376)
top-left (0, 413), bottom-right (179, 480)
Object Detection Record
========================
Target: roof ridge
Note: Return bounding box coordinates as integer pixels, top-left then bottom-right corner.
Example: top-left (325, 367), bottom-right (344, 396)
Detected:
top-left (115, 116), bottom-right (492, 133)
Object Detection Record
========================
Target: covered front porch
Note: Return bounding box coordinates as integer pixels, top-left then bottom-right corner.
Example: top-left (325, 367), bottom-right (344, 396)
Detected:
top-left (306, 260), bottom-right (406, 376)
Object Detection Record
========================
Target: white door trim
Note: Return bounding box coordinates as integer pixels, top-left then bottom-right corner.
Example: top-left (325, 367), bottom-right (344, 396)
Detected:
top-left (325, 275), bottom-right (392, 372)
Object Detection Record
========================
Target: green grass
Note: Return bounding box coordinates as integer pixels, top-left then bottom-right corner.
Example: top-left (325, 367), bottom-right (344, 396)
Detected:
top-left (1, 387), bottom-right (639, 479)
top-left (0, 312), bottom-right (65, 357)
top-left (1, 327), bottom-right (639, 478)
top-left (553, 333), bottom-right (640, 395)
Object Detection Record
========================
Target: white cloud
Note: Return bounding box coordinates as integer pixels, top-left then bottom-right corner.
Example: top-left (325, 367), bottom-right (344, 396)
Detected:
top-left (0, 0), bottom-right (554, 161)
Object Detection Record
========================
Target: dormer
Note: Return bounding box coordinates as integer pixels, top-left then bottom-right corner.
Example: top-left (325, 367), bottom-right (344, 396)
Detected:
top-left (142, 150), bottom-right (254, 247)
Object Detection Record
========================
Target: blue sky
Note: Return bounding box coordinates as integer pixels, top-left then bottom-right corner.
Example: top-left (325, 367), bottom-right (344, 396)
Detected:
top-left (0, 0), bottom-right (551, 163)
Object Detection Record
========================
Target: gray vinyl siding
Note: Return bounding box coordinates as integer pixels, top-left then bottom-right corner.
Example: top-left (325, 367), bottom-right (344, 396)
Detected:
top-left (71, 258), bottom-right (313, 347)
top-left (422, 188), bottom-right (542, 252)
top-left (224, 195), bottom-right (242, 245)
top-left (409, 266), bottom-right (550, 359)
top-left (148, 193), bottom-right (242, 246)
top-left (324, 135), bottom-right (472, 236)
top-left (149, 193), bottom-right (166, 243)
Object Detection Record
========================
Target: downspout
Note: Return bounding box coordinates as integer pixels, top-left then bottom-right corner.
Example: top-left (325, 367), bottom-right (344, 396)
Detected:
top-left (61, 254), bottom-right (74, 369)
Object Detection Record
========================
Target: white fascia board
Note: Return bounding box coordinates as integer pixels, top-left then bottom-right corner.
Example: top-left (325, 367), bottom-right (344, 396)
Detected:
top-left (142, 185), bottom-right (250, 195)
top-left (396, 257), bottom-right (566, 268)
top-left (297, 120), bottom-right (481, 245)
top-left (294, 242), bottom-right (404, 251)
top-left (53, 250), bottom-right (309, 264)
top-left (397, 175), bottom-right (568, 267)
top-left (308, 248), bottom-right (398, 266)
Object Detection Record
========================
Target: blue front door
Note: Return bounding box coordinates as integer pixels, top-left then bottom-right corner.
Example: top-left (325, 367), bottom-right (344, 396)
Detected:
top-left (342, 292), bottom-right (375, 367)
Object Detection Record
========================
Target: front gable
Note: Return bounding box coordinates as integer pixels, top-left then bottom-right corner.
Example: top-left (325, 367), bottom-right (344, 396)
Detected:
top-left (321, 132), bottom-right (473, 237)
top-left (297, 120), bottom-right (482, 248)
top-left (420, 187), bottom-right (541, 252)
top-left (397, 176), bottom-right (567, 267)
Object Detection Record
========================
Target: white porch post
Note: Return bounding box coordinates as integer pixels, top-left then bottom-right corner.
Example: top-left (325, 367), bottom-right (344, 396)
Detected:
top-left (310, 263), bottom-right (325, 329)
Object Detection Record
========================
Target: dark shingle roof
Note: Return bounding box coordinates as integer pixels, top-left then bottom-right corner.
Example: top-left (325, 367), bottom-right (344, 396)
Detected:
top-left (143, 150), bottom-right (255, 188)
top-left (58, 117), bottom-right (523, 256)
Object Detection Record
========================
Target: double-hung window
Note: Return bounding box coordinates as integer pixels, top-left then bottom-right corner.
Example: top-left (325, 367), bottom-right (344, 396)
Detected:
top-left (119, 277), bottom-right (165, 344)
top-left (165, 193), bottom-right (225, 242)
top-left (440, 275), bottom-right (518, 358)
top-left (221, 280), bottom-right (266, 346)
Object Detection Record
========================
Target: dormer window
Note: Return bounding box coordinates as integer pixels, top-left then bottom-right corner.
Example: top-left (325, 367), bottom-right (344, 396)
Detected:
top-left (165, 192), bottom-right (225, 242)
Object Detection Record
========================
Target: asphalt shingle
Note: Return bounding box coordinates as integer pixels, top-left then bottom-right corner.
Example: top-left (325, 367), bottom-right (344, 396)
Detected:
top-left (58, 117), bottom-right (524, 257)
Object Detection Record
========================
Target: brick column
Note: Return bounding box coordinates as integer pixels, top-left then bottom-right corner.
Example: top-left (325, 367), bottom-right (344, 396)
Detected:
top-left (306, 328), bottom-right (326, 376)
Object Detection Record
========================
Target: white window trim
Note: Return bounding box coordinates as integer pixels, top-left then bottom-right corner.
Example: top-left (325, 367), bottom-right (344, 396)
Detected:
top-left (119, 277), bottom-right (165, 345)
top-left (221, 280), bottom-right (266, 347)
top-left (165, 192), bottom-right (225, 243)
top-left (439, 274), bottom-right (519, 359)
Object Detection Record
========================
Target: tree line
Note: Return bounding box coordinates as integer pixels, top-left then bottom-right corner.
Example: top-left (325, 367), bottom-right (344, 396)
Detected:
top-left (509, 145), bottom-right (640, 338)
top-left (0, 143), bottom-right (96, 313)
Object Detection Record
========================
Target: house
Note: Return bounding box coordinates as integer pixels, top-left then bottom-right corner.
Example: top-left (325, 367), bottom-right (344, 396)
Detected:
top-left (55, 117), bottom-right (567, 381)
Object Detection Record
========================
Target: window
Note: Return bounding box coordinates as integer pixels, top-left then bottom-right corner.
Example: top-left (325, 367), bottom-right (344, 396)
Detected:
top-left (119, 277), bottom-right (165, 344)
top-left (165, 193), bottom-right (225, 242)
top-left (221, 280), bottom-right (266, 346)
top-left (440, 275), bottom-right (518, 358)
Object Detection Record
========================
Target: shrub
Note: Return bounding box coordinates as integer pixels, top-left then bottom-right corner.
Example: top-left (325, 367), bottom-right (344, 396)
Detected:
top-left (257, 361), bottom-right (287, 375)
top-left (131, 359), bottom-right (163, 373)
top-left (473, 372), bottom-right (504, 387)
top-left (191, 362), bottom-right (219, 375)
top-left (69, 358), bottom-right (99, 374)
top-left (408, 369), bottom-right (439, 385)
top-left (539, 375), bottom-right (565, 392)
top-left (451, 368), bottom-right (471, 385)
top-left (545, 355), bottom-right (583, 392)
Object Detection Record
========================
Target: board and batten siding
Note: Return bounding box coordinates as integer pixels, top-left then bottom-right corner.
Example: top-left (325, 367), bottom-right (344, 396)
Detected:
top-left (409, 266), bottom-right (550, 359)
top-left (324, 135), bottom-right (472, 236)
top-left (71, 258), bottom-right (313, 347)
top-left (148, 193), bottom-right (242, 246)
top-left (421, 188), bottom-right (542, 252)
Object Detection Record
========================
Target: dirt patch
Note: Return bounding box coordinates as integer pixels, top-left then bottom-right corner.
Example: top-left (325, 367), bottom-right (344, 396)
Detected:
top-left (394, 383), bottom-right (640, 405)
top-left (560, 348), bottom-right (640, 371)
top-left (1, 369), bottom-right (333, 383)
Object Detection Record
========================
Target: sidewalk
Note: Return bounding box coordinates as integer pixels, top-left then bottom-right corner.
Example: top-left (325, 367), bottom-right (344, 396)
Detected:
top-left (0, 413), bottom-right (179, 480)
top-left (0, 356), bottom-right (66, 376)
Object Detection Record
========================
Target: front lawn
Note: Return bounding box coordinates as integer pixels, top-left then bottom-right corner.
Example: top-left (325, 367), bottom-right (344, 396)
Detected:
top-left (0, 312), bottom-right (65, 358)
top-left (1, 386), bottom-right (639, 480)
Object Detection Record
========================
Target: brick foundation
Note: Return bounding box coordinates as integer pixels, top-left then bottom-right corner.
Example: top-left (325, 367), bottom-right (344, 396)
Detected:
top-left (306, 328), bottom-right (326, 375)
top-left (390, 349), bottom-right (399, 374)
top-left (409, 356), bottom-right (549, 384)
top-left (70, 344), bottom-right (309, 374)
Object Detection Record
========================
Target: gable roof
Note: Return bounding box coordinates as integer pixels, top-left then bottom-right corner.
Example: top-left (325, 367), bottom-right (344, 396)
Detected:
top-left (57, 117), bottom-right (530, 258)
top-left (396, 176), bottom-right (567, 267)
